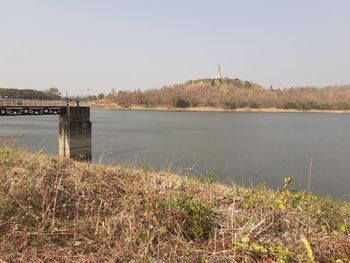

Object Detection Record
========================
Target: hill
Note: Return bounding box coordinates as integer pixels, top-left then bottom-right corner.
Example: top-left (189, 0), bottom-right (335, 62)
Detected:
top-left (0, 147), bottom-right (349, 262)
top-left (104, 78), bottom-right (350, 111)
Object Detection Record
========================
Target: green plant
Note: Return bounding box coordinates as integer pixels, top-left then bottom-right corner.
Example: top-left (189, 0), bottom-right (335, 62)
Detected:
top-left (283, 177), bottom-right (294, 190)
top-left (301, 236), bottom-right (315, 263)
top-left (232, 237), bottom-right (268, 260)
top-left (308, 158), bottom-right (313, 193)
top-left (168, 193), bottom-right (216, 240)
top-left (190, 173), bottom-right (217, 185)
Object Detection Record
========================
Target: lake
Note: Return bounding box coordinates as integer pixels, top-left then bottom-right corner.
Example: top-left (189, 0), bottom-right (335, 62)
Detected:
top-left (1, 109), bottom-right (350, 199)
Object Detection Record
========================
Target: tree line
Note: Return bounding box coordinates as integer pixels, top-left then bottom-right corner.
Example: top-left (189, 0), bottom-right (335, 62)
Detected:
top-left (0, 87), bottom-right (62, 100)
top-left (105, 78), bottom-right (350, 110)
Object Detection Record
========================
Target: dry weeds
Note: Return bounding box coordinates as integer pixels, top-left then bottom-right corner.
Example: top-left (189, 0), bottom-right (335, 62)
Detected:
top-left (0, 147), bottom-right (349, 262)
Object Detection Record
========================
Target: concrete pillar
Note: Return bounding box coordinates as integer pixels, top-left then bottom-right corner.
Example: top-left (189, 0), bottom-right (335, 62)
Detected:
top-left (59, 106), bottom-right (92, 161)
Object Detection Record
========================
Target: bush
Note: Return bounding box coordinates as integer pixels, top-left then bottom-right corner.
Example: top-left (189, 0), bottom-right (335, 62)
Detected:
top-left (249, 102), bottom-right (262, 109)
top-left (168, 193), bottom-right (216, 240)
top-left (190, 100), bottom-right (198, 107)
top-left (223, 101), bottom-right (237, 109)
top-left (206, 100), bottom-right (217, 107)
top-left (283, 102), bottom-right (298, 109)
top-left (173, 98), bottom-right (190, 108)
top-left (237, 101), bottom-right (248, 108)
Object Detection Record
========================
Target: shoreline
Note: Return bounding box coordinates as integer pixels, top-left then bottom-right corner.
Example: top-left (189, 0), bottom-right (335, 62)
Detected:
top-left (90, 102), bottom-right (350, 114)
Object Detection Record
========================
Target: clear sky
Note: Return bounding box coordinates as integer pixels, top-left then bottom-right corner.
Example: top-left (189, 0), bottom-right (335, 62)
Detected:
top-left (0, 0), bottom-right (349, 95)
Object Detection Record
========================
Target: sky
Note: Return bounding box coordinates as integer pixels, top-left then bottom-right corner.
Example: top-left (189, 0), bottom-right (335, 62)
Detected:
top-left (0, 0), bottom-right (349, 96)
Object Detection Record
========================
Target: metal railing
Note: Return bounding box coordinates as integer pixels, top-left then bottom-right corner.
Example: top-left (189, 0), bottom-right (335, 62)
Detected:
top-left (0, 99), bottom-right (88, 107)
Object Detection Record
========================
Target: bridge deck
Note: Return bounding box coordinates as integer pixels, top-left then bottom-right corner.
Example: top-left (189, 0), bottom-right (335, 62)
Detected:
top-left (0, 99), bottom-right (86, 116)
top-left (0, 99), bottom-right (67, 107)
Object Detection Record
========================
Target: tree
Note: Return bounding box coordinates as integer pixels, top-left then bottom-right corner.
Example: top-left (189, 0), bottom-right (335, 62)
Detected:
top-left (45, 87), bottom-right (61, 99)
top-left (110, 88), bottom-right (117, 96)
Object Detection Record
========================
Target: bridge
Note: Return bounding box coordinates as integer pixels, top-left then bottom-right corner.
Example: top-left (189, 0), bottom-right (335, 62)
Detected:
top-left (0, 99), bottom-right (92, 161)
top-left (0, 99), bottom-right (86, 116)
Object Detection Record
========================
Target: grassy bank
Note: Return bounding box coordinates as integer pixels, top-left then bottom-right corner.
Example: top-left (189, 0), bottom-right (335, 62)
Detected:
top-left (0, 148), bottom-right (350, 262)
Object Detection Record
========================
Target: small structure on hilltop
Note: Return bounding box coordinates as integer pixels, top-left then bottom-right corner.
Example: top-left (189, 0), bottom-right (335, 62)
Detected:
top-left (268, 85), bottom-right (277, 92)
top-left (216, 65), bottom-right (223, 80)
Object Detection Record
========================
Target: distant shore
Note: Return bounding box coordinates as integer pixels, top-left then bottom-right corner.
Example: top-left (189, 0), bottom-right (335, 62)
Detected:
top-left (90, 101), bottom-right (350, 114)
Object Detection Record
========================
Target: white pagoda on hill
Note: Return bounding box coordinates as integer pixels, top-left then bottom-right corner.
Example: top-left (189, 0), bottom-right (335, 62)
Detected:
top-left (216, 65), bottom-right (223, 80)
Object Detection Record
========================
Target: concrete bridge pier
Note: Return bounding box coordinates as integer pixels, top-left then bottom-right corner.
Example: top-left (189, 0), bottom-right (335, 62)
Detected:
top-left (59, 106), bottom-right (92, 161)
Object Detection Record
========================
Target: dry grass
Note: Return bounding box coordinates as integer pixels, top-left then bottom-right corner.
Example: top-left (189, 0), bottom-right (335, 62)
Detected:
top-left (0, 147), bottom-right (350, 262)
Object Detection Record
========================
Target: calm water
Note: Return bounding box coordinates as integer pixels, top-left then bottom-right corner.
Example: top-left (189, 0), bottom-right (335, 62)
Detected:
top-left (1, 109), bottom-right (350, 199)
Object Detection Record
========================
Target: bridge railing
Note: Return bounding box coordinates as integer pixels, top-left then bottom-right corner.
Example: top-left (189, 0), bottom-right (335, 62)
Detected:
top-left (0, 99), bottom-right (88, 107)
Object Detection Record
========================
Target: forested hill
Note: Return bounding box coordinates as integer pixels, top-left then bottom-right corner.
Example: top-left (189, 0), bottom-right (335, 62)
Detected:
top-left (0, 87), bottom-right (61, 100)
top-left (106, 78), bottom-right (350, 110)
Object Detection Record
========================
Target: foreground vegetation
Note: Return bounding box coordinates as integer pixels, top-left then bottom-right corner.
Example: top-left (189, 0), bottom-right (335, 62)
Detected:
top-left (105, 78), bottom-right (350, 111)
top-left (0, 147), bottom-right (350, 262)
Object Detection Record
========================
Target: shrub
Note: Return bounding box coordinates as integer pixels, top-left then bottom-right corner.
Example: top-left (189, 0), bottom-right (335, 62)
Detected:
top-left (190, 100), bottom-right (198, 107)
top-left (249, 102), bottom-right (262, 109)
top-left (283, 102), bottom-right (298, 109)
top-left (223, 101), bottom-right (237, 109)
top-left (173, 98), bottom-right (190, 108)
top-left (237, 101), bottom-right (248, 108)
top-left (206, 100), bottom-right (217, 107)
top-left (168, 193), bottom-right (216, 240)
